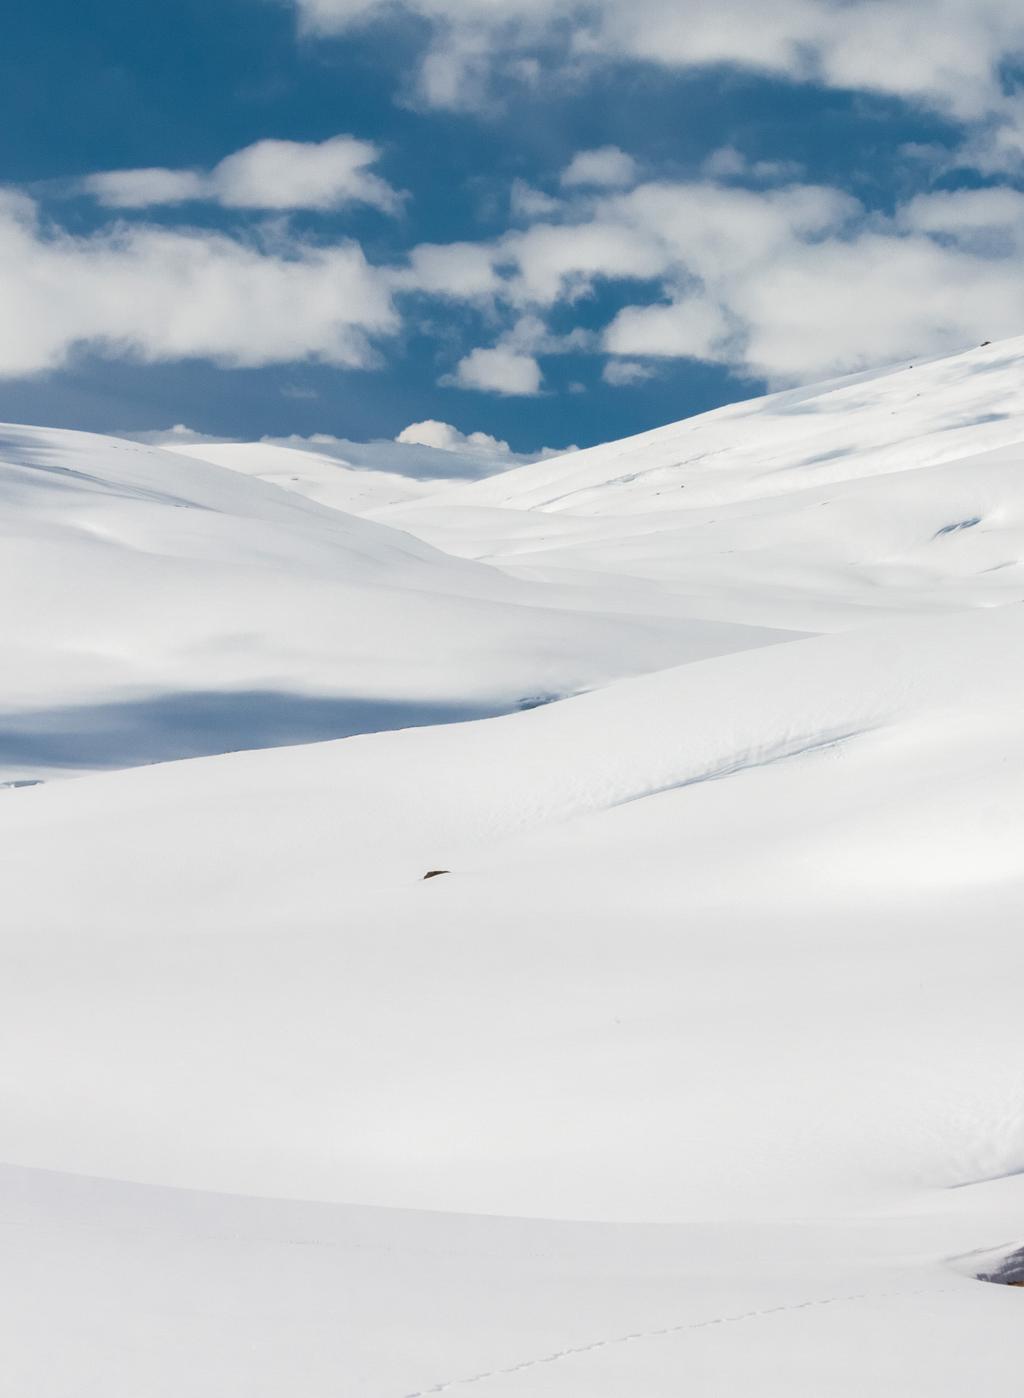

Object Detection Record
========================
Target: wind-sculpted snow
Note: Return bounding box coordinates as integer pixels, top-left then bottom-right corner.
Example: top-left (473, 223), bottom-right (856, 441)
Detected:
top-left (6, 340), bottom-right (1024, 1395)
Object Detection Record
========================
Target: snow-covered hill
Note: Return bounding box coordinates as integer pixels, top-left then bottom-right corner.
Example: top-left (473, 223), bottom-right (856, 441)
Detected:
top-left (425, 339), bottom-right (1024, 515)
top-left (5, 338), bottom-right (1024, 1396)
top-left (0, 422), bottom-right (780, 781)
top-left (165, 437), bottom-right (445, 512)
top-left (383, 338), bottom-right (1024, 629)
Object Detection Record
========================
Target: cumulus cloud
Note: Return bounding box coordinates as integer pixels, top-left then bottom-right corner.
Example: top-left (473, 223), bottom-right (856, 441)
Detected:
top-left (562, 147), bottom-right (638, 189)
top-left (0, 191), bottom-right (395, 376)
top-left (582, 179), bottom-right (1024, 383)
top-left (397, 418), bottom-right (495, 450)
top-left (503, 219), bottom-right (667, 305)
top-left (449, 345), bottom-right (543, 395)
top-left (602, 359), bottom-right (657, 386)
top-left (12, 119), bottom-right (1024, 400)
top-left (126, 424), bottom-right (231, 447)
top-left (438, 314), bottom-right (596, 396)
top-left (395, 418), bottom-right (569, 462)
top-left (401, 174), bottom-right (1024, 386)
top-left (391, 241), bottom-right (502, 299)
top-left (84, 168), bottom-right (207, 207)
top-left (728, 231), bottom-right (1024, 382)
top-left (83, 135), bottom-right (402, 213)
top-left (604, 297), bottom-right (731, 360)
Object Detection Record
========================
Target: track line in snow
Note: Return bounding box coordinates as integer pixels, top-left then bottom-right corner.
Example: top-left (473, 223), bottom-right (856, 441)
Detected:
top-left (611, 726), bottom-right (870, 812)
top-left (401, 1288), bottom-right (954, 1396)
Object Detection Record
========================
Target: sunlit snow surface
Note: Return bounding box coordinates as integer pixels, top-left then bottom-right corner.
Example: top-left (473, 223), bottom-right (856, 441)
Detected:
top-left (5, 338), bottom-right (1024, 1395)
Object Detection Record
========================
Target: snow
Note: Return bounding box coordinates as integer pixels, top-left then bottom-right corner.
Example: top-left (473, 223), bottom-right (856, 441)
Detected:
top-left (165, 438), bottom-right (446, 512)
top-left (0, 422), bottom-right (780, 781)
top-left (380, 337), bottom-right (1024, 630)
top-left (5, 337), bottom-right (1024, 1394)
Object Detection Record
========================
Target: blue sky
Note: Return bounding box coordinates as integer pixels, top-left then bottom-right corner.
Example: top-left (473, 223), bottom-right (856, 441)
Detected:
top-left (3, 0), bottom-right (1024, 459)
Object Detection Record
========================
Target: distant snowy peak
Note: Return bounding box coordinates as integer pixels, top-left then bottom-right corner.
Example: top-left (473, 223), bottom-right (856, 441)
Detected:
top-left (164, 441), bottom-right (451, 515)
top-left (439, 336), bottom-right (1024, 516)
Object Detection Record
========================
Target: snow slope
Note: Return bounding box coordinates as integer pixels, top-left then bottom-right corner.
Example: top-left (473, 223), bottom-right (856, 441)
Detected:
top-left (382, 338), bottom-right (1024, 630)
top-left (5, 339), bottom-right (1024, 1395)
top-left (4, 604), bottom-right (1024, 1216)
top-left (165, 438), bottom-right (445, 512)
top-left (0, 422), bottom-right (782, 781)
top-left (5, 1163), bottom-right (1024, 1398)
top-left (425, 339), bottom-right (1024, 516)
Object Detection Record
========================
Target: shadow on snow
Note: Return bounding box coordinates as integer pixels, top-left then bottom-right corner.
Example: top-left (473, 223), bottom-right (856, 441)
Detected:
top-left (0, 690), bottom-right (509, 773)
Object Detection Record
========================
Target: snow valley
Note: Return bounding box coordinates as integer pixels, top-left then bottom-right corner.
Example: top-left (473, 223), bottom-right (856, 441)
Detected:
top-left (5, 337), bottom-right (1024, 1396)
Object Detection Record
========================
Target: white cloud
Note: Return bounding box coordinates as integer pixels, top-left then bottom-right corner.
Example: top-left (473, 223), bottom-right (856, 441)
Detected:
top-left (284, 0), bottom-right (1024, 166)
top-left (731, 231), bottom-right (1024, 382)
top-left (602, 359), bottom-right (657, 386)
top-left (562, 147), bottom-right (638, 189)
top-left (604, 297), bottom-right (731, 360)
top-left (13, 119), bottom-right (1024, 402)
top-left (897, 187), bottom-right (1024, 252)
top-left (392, 241), bottom-right (502, 298)
top-left (394, 418), bottom-right (552, 459)
top-left (315, 421), bottom-right (573, 469)
top-left (396, 418), bottom-right (574, 463)
top-left (436, 314), bottom-right (593, 397)
top-left (82, 168), bottom-right (207, 208)
top-left (83, 135), bottom-right (401, 213)
top-left (607, 180), bottom-right (858, 283)
top-left (131, 420), bottom-right (573, 477)
top-left (137, 419), bottom-right (573, 477)
top-left (702, 146), bottom-right (803, 183)
top-left (501, 313), bottom-right (594, 355)
top-left (510, 179), bottom-right (560, 220)
top-left (504, 219), bottom-right (667, 305)
top-left (450, 346), bottom-right (543, 395)
top-left (0, 191), bottom-right (395, 376)
top-left (584, 177), bottom-right (1024, 383)
top-left (397, 418), bottom-right (497, 450)
top-left (126, 424), bottom-right (230, 446)
top-left (393, 172), bottom-right (1024, 387)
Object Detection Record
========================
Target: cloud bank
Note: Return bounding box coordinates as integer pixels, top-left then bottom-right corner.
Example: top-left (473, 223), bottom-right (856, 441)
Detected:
top-left (5, 172), bottom-right (1024, 388)
top-left (287, 0), bottom-right (1024, 161)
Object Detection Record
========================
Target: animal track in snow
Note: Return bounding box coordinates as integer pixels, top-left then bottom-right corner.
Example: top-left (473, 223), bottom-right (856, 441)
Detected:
top-left (402, 1287), bottom-right (954, 1396)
